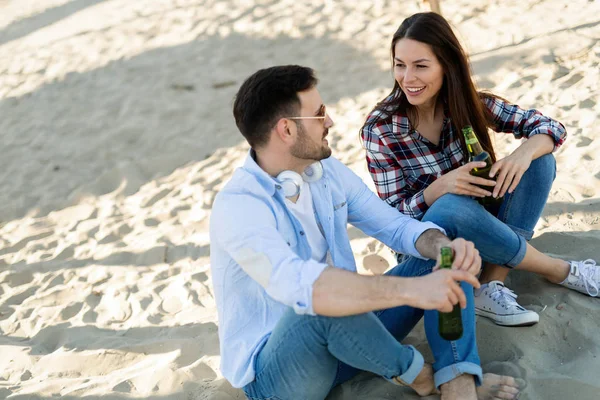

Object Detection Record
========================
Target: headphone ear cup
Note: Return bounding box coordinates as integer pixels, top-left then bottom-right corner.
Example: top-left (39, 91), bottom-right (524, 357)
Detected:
top-left (301, 161), bottom-right (324, 182)
top-left (276, 170), bottom-right (303, 197)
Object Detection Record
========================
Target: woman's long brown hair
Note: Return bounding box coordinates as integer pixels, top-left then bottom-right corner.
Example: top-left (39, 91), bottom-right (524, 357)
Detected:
top-left (367, 12), bottom-right (498, 162)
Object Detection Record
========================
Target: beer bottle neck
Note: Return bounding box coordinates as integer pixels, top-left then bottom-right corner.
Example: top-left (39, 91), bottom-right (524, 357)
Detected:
top-left (440, 247), bottom-right (453, 269)
top-left (463, 132), bottom-right (484, 156)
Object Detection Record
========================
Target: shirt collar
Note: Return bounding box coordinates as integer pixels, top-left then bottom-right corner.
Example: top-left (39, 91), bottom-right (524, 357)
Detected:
top-left (242, 149), bottom-right (279, 196)
top-left (391, 103), bottom-right (451, 135)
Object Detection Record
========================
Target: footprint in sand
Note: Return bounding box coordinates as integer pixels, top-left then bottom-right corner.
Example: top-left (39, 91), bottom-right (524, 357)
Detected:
top-left (95, 288), bottom-right (133, 323)
top-left (60, 302), bottom-right (84, 320)
top-left (558, 72), bottom-right (584, 89)
top-left (362, 254), bottom-right (390, 276)
top-left (142, 188), bottom-right (172, 208)
top-left (113, 380), bottom-right (133, 393)
top-left (577, 136), bottom-right (593, 147)
top-left (0, 230), bottom-right (54, 256)
top-left (53, 243), bottom-right (76, 260)
top-left (159, 280), bottom-right (190, 315)
top-left (508, 74), bottom-right (536, 89)
top-left (4, 271), bottom-right (35, 288)
top-left (579, 98), bottom-right (596, 108)
top-left (4, 286), bottom-right (40, 306)
top-left (169, 204), bottom-right (191, 218)
top-left (144, 218), bottom-right (160, 227)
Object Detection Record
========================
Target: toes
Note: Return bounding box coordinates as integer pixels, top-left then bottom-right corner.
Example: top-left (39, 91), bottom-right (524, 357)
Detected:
top-left (499, 384), bottom-right (520, 394)
top-left (499, 375), bottom-right (517, 386)
top-left (478, 374), bottom-right (522, 400)
top-left (494, 389), bottom-right (520, 399)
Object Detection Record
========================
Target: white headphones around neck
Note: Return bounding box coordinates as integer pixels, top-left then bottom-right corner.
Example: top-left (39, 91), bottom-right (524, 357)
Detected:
top-left (276, 161), bottom-right (324, 197)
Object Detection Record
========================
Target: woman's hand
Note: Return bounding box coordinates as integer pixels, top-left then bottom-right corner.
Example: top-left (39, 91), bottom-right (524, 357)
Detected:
top-left (435, 161), bottom-right (497, 197)
top-left (489, 147), bottom-right (533, 198)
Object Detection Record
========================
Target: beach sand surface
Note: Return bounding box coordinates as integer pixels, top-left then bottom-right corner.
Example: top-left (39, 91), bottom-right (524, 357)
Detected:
top-left (1, 0), bottom-right (600, 399)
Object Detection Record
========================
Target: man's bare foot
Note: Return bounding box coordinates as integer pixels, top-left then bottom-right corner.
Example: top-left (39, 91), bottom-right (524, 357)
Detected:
top-left (476, 373), bottom-right (520, 400)
top-left (394, 363), bottom-right (437, 396)
top-left (441, 373), bottom-right (477, 400)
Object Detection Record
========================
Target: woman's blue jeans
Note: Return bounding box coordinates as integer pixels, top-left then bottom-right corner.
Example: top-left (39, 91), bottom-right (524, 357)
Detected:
top-left (243, 257), bottom-right (482, 400)
top-left (420, 154), bottom-right (556, 268)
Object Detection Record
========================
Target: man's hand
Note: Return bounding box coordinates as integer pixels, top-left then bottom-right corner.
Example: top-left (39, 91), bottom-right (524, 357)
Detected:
top-left (415, 231), bottom-right (482, 278)
top-left (405, 269), bottom-right (481, 312)
top-left (434, 238), bottom-right (481, 277)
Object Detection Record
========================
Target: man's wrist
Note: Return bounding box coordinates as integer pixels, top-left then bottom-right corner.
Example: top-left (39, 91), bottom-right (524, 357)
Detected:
top-left (393, 277), bottom-right (415, 307)
top-left (415, 228), bottom-right (451, 259)
top-left (433, 235), bottom-right (451, 254)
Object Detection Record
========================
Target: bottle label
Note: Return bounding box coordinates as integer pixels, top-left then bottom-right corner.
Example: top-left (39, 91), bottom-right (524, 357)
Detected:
top-left (465, 137), bottom-right (478, 144)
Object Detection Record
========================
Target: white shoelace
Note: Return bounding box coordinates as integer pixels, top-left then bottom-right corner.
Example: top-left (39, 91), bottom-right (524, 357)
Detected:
top-left (570, 259), bottom-right (599, 297)
top-left (489, 284), bottom-right (524, 310)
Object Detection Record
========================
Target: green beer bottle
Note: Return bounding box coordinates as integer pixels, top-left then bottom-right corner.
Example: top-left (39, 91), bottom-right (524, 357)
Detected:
top-left (438, 247), bottom-right (463, 341)
top-left (461, 126), bottom-right (503, 209)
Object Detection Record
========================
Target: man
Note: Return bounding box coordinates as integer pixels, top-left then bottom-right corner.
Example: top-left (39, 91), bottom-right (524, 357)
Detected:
top-left (209, 65), bottom-right (519, 399)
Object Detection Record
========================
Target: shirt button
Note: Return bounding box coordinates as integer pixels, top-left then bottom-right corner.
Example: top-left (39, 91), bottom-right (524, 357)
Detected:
top-left (275, 185), bottom-right (282, 190)
top-left (299, 231), bottom-right (305, 236)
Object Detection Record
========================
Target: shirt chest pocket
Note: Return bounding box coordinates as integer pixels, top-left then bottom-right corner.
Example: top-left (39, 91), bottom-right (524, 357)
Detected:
top-left (330, 198), bottom-right (348, 227)
top-left (330, 184), bottom-right (348, 215)
top-left (333, 201), bottom-right (347, 211)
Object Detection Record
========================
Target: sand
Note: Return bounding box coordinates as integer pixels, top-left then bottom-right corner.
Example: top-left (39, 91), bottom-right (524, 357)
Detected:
top-left (1, 0), bottom-right (599, 399)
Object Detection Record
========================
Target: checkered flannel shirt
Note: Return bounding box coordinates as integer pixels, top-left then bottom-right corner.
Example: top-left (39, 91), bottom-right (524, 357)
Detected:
top-left (361, 95), bottom-right (567, 220)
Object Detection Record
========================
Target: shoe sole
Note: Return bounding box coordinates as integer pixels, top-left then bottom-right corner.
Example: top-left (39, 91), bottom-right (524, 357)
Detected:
top-left (475, 308), bottom-right (539, 327)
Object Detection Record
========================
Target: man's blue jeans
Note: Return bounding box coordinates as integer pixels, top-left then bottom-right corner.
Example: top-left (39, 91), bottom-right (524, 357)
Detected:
top-left (242, 155), bottom-right (556, 400)
top-left (242, 257), bottom-right (482, 400)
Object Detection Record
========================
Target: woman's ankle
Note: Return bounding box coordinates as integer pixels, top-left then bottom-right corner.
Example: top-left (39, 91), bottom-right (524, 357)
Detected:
top-left (547, 260), bottom-right (570, 284)
top-left (479, 262), bottom-right (509, 285)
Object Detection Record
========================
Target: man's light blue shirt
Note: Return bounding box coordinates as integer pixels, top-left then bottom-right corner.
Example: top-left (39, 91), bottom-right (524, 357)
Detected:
top-left (209, 151), bottom-right (445, 388)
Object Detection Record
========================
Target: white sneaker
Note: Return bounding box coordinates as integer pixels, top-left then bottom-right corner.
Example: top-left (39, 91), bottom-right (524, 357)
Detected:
top-left (559, 259), bottom-right (599, 297)
top-left (474, 281), bottom-right (539, 326)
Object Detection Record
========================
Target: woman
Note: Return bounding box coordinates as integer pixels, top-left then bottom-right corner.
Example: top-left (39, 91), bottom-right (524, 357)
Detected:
top-left (361, 12), bottom-right (599, 327)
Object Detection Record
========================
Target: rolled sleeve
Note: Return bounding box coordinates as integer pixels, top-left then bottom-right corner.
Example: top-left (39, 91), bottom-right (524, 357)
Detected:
top-left (484, 95), bottom-right (567, 151)
top-left (291, 260), bottom-right (328, 314)
top-left (211, 193), bottom-right (328, 315)
top-left (402, 221), bottom-right (447, 260)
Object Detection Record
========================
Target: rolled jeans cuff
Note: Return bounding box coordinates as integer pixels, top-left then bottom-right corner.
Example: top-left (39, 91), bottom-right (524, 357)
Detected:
top-left (433, 361), bottom-right (483, 389)
top-left (505, 222), bottom-right (534, 241)
top-left (386, 345), bottom-right (424, 385)
top-left (504, 233), bottom-right (527, 268)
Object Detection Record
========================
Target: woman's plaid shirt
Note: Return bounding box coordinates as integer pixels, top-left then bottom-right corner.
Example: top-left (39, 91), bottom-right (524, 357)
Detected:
top-left (361, 96), bottom-right (567, 220)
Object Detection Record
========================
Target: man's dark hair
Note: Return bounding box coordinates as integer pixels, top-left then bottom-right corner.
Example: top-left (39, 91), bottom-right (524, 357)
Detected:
top-left (233, 65), bottom-right (318, 148)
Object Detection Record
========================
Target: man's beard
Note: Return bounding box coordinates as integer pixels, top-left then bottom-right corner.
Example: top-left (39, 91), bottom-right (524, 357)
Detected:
top-left (290, 122), bottom-right (332, 161)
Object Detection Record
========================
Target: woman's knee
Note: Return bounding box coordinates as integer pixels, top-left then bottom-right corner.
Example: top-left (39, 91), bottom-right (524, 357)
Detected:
top-left (423, 194), bottom-right (477, 224)
top-left (422, 194), bottom-right (490, 238)
top-left (527, 153), bottom-right (556, 181)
